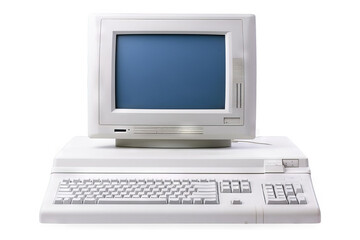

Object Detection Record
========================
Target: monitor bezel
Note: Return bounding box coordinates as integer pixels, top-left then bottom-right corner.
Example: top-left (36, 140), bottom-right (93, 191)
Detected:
top-left (88, 14), bottom-right (256, 140)
top-left (99, 19), bottom-right (242, 125)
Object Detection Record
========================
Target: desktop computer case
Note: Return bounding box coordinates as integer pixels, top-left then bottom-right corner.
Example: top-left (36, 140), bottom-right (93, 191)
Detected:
top-left (40, 136), bottom-right (320, 223)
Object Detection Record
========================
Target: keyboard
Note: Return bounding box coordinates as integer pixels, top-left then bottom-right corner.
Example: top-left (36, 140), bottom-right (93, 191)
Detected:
top-left (54, 178), bottom-right (252, 205)
top-left (40, 173), bottom-right (320, 223)
top-left (55, 178), bottom-right (308, 206)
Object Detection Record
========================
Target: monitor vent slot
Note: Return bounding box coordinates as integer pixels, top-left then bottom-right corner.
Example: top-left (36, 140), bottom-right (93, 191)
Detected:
top-left (236, 83), bottom-right (242, 108)
top-left (134, 127), bottom-right (203, 134)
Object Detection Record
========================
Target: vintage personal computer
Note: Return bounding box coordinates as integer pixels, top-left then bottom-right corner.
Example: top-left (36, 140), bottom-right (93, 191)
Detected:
top-left (40, 14), bottom-right (321, 223)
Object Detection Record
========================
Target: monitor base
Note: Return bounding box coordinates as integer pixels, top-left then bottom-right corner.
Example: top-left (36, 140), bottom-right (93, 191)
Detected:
top-left (115, 139), bottom-right (231, 148)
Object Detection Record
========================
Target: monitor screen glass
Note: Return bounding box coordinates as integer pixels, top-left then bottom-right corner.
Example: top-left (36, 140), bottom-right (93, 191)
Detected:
top-left (115, 34), bottom-right (226, 109)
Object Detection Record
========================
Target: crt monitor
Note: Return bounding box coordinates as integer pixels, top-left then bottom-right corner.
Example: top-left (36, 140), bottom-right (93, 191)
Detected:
top-left (88, 14), bottom-right (256, 148)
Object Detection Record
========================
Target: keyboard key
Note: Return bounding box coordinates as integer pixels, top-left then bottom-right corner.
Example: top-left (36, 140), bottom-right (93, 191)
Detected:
top-left (57, 194), bottom-right (75, 199)
top-left (288, 196), bottom-right (298, 204)
top-left (232, 199), bottom-right (242, 205)
top-left (285, 189), bottom-right (295, 196)
top-left (83, 198), bottom-right (96, 204)
top-left (58, 188), bottom-right (72, 192)
top-left (98, 198), bottom-right (167, 204)
top-left (182, 198), bottom-right (192, 204)
top-left (266, 198), bottom-right (288, 204)
top-left (197, 189), bottom-right (217, 193)
top-left (221, 185), bottom-right (231, 193)
top-left (72, 198), bottom-right (82, 204)
top-left (293, 184), bottom-right (303, 194)
top-left (297, 195), bottom-right (307, 204)
top-left (54, 198), bottom-right (63, 204)
top-left (204, 199), bottom-right (218, 204)
top-left (191, 194), bottom-right (217, 199)
top-left (63, 198), bottom-right (72, 204)
top-left (241, 181), bottom-right (251, 193)
top-left (169, 198), bottom-right (181, 204)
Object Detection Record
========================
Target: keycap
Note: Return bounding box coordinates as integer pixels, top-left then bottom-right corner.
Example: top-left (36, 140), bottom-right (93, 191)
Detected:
top-left (221, 186), bottom-right (231, 193)
top-left (57, 190), bottom-right (74, 195)
top-left (169, 198), bottom-right (181, 204)
top-left (204, 199), bottom-right (218, 204)
top-left (197, 189), bottom-right (217, 193)
top-left (191, 194), bottom-right (217, 199)
top-left (83, 198), bottom-right (96, 204)
top-left (288, 196), bottom-right (298, 204)
top-left (98, 198), bottom-right (167, 204)
top-left (266, 198), bottom-right (288, 204)
top-left (297, 196), bottom-right (307, 204)
top-left (54, 198), bottom-right (63, 204)
top-left (72, 198), bottom-right (83, 204)
top-left (194, 183), bottom-right (216, 188)
top-left (63, 197), bottom-right (72, 204)
top-left (182, 198), bottom-right (192, 204)
top-left (241, 181), bottom-right (251, 193)
top-left (285, 188), bottom-right (295, 196)
top-left (58, 188), bottom-right (72, 192)
top-left (231, 182), bottom-right (241, 193)
top-left (293, 184), bottom-right (303, 194)
top-left (232, 199), bottom-right (242, 205)
top-left (57, 194), bottom-right (75, 199)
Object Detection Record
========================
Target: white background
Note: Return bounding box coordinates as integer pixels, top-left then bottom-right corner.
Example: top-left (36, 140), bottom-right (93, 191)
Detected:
top-left (0, 0), bottom-right (359, 239)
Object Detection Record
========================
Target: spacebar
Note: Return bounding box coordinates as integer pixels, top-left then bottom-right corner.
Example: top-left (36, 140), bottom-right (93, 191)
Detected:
top-left (97, 198), bottom-right (167, 204)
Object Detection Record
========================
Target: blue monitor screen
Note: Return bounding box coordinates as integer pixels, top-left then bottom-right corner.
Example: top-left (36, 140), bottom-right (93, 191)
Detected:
top-left (115, 34), bottom-right (226, 109)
